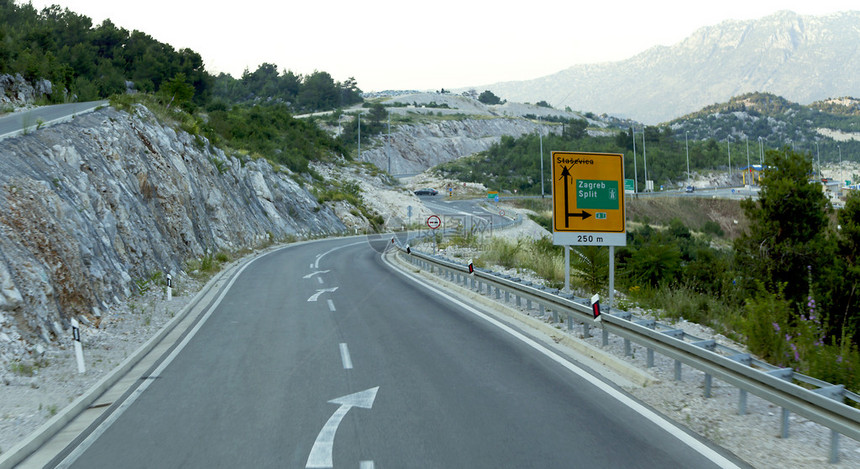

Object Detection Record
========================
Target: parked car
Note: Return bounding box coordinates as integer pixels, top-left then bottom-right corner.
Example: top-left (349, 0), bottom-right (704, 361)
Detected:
top-left (414, 188), bottom-right (438, 196)
top-left (685, 186), bottom-right (695, 193)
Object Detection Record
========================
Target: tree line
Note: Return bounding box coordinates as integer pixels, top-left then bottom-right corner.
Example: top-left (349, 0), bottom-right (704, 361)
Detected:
top-left (437, 123), bottom-right (753, 194)
top-left (0, 1), bottom-right (362, 114)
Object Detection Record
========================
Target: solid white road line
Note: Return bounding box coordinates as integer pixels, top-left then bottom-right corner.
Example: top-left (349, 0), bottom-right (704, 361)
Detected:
top-left (382, 254), bottom-right (742, 469)
top-left (56, 248), bottom-right (274, 468)
top-left (314, 241), bottom-right (365, 269)
top-left (339, 343), bottom-right (353, 370)
top-left (359, 461), bottom-right (375, 468)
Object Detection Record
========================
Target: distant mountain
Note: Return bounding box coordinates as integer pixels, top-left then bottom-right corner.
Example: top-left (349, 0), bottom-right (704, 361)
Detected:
top-left (483, 10), bottom-right (860, 124)
top-left (668, 92), bottom-right (860, 163)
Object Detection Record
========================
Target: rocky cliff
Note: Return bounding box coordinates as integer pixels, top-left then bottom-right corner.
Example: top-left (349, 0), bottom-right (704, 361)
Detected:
top-left (0, 104), bottom-right (345, 343)
top-left (357, 117), bottom-right (559, 174)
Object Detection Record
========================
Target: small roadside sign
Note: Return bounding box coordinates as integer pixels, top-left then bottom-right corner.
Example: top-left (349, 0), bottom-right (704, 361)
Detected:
top-left (426, 215), bottom-right (441, 230)
top-left (487, 191), bottom-right (498, 200)
top-left (624, 179), bottom-right (635, 193)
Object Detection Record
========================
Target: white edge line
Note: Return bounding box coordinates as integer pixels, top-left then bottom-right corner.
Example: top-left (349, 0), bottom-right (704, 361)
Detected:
top-left (339, 343), bottom-right (353, 370)
top-left (56, 249), bottom-right (270, 468)
top-left (382, 253), bottom-right (742, 469)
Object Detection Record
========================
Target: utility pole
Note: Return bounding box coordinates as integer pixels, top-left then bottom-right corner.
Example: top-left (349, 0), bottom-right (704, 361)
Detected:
top-left (685, 131), bottom-right (690, 183)
top-left (539, 116), bottom-right (544, 198)
top-left (642, 128), bottom-right (648, 191)
top-left (387, 113), bottom-right (391, 174)
top-left (632, 127), bottom-right (638, 194)
top-left (746, 137), bottom-right (751, 194)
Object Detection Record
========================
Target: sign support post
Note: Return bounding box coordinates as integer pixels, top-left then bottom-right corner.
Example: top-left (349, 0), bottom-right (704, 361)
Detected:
top-left (609, 246), bottom-right (615, 312)
top-left (551, 151), bottom-right (626, 311)
top-left (563, 246), bottom-right (570, 292)
top-left (426, 215), bottom-right (441, 253)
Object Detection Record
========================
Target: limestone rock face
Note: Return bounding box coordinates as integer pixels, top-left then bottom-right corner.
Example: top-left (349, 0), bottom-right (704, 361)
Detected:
top-left (0, 104), bottom-right (345, 341)
top-left (357, 118), bottom-right (557, 174)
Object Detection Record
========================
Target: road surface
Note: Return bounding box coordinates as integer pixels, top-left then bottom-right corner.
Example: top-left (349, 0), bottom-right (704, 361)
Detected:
top-left (35, 237), bottom-right (745, 468)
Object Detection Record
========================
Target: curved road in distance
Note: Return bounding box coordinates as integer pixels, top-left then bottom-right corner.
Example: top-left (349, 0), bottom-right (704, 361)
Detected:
top-left (0, 101), bottom-right (108, 140)
top-left (49, 237), bottom-right (747, 468)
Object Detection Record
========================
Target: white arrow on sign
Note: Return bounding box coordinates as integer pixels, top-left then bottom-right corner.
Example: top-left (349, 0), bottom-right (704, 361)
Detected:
top-left (306, 387), bottom-right (379, 469)
top-left (307, 287), bottom-right (338, 302)
top-left (303, 270), bottom-right (331, 279)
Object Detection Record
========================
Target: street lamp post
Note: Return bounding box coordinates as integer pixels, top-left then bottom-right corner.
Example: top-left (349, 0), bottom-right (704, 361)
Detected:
top-left (632, 127), bottom-right (638, 193)
top-left (642, 128), bottom-right (648, 191)
top-left (758, 137), bottom-right (764, 166)
top-left (815, 142), bottom-right (821, 181)
top-left (727, 137), bottom-right (732, 182)
top-left (839, 145), bottom-right (843, 185)
top-left (387, 113), bottom-right (393, 174)
top-left (539, 116), bottom-right (544, 198)
top-left (685, 131), bottom-right (690, 184)
top-left (746, 137), bottom-right (751, 194)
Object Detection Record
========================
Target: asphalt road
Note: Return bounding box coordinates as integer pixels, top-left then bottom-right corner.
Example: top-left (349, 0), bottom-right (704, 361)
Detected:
top-left (0, 101), bottom-right (108, 139)
top-left (52, 237), bottom-right (745, 468)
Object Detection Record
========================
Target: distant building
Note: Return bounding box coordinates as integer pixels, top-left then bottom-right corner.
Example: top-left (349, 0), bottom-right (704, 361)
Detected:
top-left (740, 164), bottom-right (765, 185)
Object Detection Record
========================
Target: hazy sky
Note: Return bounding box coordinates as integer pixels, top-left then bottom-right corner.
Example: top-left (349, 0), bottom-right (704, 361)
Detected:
top-left (26, 0), bottom-right (860, 92)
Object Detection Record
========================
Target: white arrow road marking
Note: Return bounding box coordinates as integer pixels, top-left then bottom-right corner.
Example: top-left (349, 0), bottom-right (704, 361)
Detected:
top-left (327, 299), bottom-right (336, 312)
top-left (306, 387), bottom-right (379, 469)
top-left (303, 270), bottom-right (331, 279)
top-left (307, 287), bottom-right (338, 302)
top-left (317, 277), bottom-right (324, 285)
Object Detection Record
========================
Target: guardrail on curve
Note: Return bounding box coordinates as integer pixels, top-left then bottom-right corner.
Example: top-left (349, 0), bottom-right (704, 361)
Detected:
top-left (395, 245), bottom-right (860, 464)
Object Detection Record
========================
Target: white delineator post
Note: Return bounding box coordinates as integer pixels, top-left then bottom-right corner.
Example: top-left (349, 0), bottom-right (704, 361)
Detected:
top-left (71, 318), bottom-right (86, 373)
top-left (166, 273), bottom-right (173, 301)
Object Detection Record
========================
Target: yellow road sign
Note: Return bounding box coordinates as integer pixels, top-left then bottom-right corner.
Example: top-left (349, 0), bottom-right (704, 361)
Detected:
top-left (551, 151), bottom-right (626, 246)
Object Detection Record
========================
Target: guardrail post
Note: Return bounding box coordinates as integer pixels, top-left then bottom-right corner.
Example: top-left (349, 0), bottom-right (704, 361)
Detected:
top-left (766, 368), bottom-right (794, 438)
top-left (635, 320), bottom-right (656, 367)
top-left (526, 298), bottom-right (532, 311)
top-left (516, 294), bottom-right (521, 308)
top-left (729, 354), bottom-right (752, 414)
top-left (602, 326), bottom-right (609, 346)
top-left (552, 309), bottom-right (559, 324)
top-left (692, 340), bottom-right (717, 397)
top-left (614, 312), bottom-right (632, 356)
top-left (505, 289), bottom-right (510, 303)
top-left (813, 385), bottom-right (845, 463)
top-left (583, 321), bottom-right (591, 338)
top-left (538, 303), bottom-right (545, 318)
top-left (662, 329), bottom-right (685, 380)
top-left (495, 286), bottom-right (501, 300)
top-left (567, 313), bottom-right (573, 332)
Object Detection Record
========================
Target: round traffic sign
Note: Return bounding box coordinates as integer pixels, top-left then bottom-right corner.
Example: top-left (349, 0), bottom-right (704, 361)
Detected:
top-left (426, 215), bottom-right (441, 230)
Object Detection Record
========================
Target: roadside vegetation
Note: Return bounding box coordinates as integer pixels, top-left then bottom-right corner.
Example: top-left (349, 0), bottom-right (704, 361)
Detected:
top-left (436, 124), bottom-right (750, 195)
top-left (454, 149), bottom-right (859, 393)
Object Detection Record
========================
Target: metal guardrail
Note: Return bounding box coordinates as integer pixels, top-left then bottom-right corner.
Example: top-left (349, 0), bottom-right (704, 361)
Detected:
top-left (397, 246), bottom-right (860, 464)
